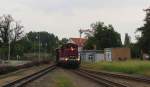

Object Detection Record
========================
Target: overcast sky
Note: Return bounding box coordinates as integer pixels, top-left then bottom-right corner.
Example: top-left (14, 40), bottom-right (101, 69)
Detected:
top-left (0, 0), bottom-right (150, 42)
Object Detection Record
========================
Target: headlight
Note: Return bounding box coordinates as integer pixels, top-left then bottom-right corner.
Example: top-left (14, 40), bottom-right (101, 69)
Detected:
top-left (77, 58), bottom-right (80, 61)
top-left (65, 58), bottom-right (68, 61)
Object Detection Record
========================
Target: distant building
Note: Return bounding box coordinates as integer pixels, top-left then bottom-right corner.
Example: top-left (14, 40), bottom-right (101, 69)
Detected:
top-left (80, 48), bottom-right (131, 63)
top-left (104, 48), bottom-right (131, 61)
top-left (80, 50), bottom-right (104, 63)
top-left (68, 38), bottom-right (87, 51)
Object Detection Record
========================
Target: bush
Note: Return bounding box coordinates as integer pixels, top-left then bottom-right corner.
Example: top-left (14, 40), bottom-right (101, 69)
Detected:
top-left (82, 60), bottom-right (150, 76)
top-left (0, 60), bottom-right (51, 75)
top-left (0, 65), bottom-right (17, 74)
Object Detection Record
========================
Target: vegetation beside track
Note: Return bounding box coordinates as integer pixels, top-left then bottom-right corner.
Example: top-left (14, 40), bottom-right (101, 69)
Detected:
top-left (50, 69), bottom-right (76, 87)
top-left (55, 73), bottom-right (75, 87)
top-left (82, 60), bottom-right (150, 76)
top-left (0, 60), bottom-right (51, 75)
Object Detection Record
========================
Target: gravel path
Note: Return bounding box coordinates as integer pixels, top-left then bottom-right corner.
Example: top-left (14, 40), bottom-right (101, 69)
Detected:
top-left (25, 68), bottom-right (104, 87)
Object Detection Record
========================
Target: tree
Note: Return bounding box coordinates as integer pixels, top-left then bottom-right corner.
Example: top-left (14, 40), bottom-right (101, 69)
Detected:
top-left (84, 22), bottom-right (122, 50)
top-left (15, 36), bottom-right (32, 53)
top-left (59, 38), bottom-right (68, 45)
top-left (13, 22), bottom-right (24, 43)
top-left (0, 15), bottom-right (13, 46)
top-left (26, 31), bottom-right (59, 57)
top-left (137, 7), bottom-right (150, 54)
top-left (130, 43), bottom-right (141, 59)
top-left (0, 14), bottom-right (24, 57)
top-left (84, 37), bottom-right (95, 50)
top-left (124, 33), bottom-right (131, 47)
top-left (0, 15), bottom-right (23, 45)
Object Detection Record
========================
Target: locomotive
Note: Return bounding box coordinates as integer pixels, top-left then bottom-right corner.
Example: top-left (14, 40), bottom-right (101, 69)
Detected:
top-left (56, 43), bottom-right (80, 68)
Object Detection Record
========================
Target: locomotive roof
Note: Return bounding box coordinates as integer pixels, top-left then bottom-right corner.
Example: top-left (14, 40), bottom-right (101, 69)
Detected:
top-left (56, 43), bottom-right (78, 50)
top-left (61, 43), bottom-right (78, 48)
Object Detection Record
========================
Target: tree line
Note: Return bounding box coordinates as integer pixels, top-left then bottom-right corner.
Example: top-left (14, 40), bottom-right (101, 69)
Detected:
top-left (0, 15), bottom-right (67, 60)
top-left (84, 7), bottom-right (150, 59)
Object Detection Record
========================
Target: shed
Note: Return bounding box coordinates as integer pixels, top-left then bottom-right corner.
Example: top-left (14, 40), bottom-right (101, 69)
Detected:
top-left (80, 50), bottom-right (104, 63)
top-left (104, 48), bottom-right (131, 61)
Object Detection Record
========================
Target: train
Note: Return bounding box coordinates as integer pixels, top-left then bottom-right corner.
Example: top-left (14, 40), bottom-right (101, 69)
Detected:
top-left (56, 43), bottom-right (81, 68)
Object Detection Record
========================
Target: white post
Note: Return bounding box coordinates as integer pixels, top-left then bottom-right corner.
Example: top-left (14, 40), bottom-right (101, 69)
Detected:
top-left (34, 40), bottom-right (35, 56)
top-left (8, 29), bottom-right (10, 63)
top-left (38, 32), bottom-right (40, 62)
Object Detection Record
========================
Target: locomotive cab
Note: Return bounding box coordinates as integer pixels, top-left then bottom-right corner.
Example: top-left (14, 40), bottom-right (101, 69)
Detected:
top-left (56, 43), bottom-right (80, 68)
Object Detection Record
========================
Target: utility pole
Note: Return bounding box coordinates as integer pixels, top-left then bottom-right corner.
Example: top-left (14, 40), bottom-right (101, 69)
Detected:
top-left (45, 43), bottom-right (47, 60)
top-left (38, 32), bottom-right (40, 62)
top-left (34, 39), bottom-right (36, 56)
top-left (8, 29), bottom-right (10, 63)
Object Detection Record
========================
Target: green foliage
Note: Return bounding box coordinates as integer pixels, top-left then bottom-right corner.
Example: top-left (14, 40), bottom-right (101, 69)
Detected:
top-left (123, 33), bottom-right (141, 59)
top-left (137, 7), bottom-right (150, 53)
top-left (59, 38), bottom-right (68, 45)
top-left (84, 37), bottom-right (95, 50)
top-left (0, 15), bottom-right (13, 45)
top-left (49, 70), bottom-right (76, 87)
top-left (85, 22), bottom-right (122, 50)
top-left (124, 33), bottom-right (131, 47)
top-left (7, 37), bottom-right (32, 58)
top-left (0, 47), bottom-right (8, 60)
top-left (25, 31), bottom-right (59, 57)
top-left (0, 14), bottom-right (24, 58)
top-left (12, 44), bottom-right (24, 56)
top-left (130, 43), bottom-right (141, 59)
top-left (56, 75), bottom-right (75, 87)
top-left (82, 60), bottom-right (150, 76)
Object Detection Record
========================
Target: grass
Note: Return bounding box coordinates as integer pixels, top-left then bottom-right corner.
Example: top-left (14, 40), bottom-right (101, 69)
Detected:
top-left (55, 74), bottom-right (75, 87)
top-left (82, 60), bottom-right (150, 76)
top-left (51, 70), bottom-right (75, 87)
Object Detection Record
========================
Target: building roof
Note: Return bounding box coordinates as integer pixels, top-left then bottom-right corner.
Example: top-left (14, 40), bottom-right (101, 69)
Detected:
top-left (69, 38), bottom-right (87, 47)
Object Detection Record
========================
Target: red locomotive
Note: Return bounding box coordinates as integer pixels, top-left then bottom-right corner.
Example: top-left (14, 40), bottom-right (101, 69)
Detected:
top-left (56, 43), bottom-right (80, 68)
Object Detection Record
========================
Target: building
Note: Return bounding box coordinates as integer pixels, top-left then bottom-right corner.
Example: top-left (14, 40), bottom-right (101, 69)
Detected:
top-left (81, 48), bottom-right (131, 63)
top-left (68, 38), bottom-right (87, 51)
top-left (80, 50), bottom-right (104, 63)
top-left (80, 48), bottom-right (131, 63)
top-left (104, 48), bottom-right (131, 61)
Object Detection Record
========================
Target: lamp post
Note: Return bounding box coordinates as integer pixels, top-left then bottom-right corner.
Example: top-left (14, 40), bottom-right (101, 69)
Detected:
top-left (38, 32), bottom-right (40, 62)
top-left (8, 29), bottom-right (11, 63)
top-left (45, 43), bottom-right (47, 59)
top-left (33, 39), bottom-right (35, 56)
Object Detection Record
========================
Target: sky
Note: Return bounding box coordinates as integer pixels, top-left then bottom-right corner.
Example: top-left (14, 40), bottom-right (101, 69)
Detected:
top-left (0, 0), bottom-right (150, 42)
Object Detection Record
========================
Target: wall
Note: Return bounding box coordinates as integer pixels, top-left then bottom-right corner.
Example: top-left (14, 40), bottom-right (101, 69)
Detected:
top-left (80, 50), bottom-right (104, 63)
top-left (111, 48), bottom-right (131, 61)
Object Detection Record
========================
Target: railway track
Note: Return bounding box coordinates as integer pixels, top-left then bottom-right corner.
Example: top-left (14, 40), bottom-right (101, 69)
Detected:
top-left (73, 68), bottom-right (150, 87)
top-left (80, 68), bottom-right (150, 84)
top-left (73, 69), bottom-right (129, 87)
top-left (2, 64), bottom-right (56, 87)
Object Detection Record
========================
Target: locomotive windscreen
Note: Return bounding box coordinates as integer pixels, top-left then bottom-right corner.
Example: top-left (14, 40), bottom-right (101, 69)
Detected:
top-left (60, 43), bottom-right (78, 57)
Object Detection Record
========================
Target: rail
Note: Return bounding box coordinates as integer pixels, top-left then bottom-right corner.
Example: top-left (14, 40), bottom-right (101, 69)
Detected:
top-left (80, 68), bottom-right (150, 84)
top-left (73, 69), bottom-right (129, 87)
top-left (2, 64), bottom-right (56, 87)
